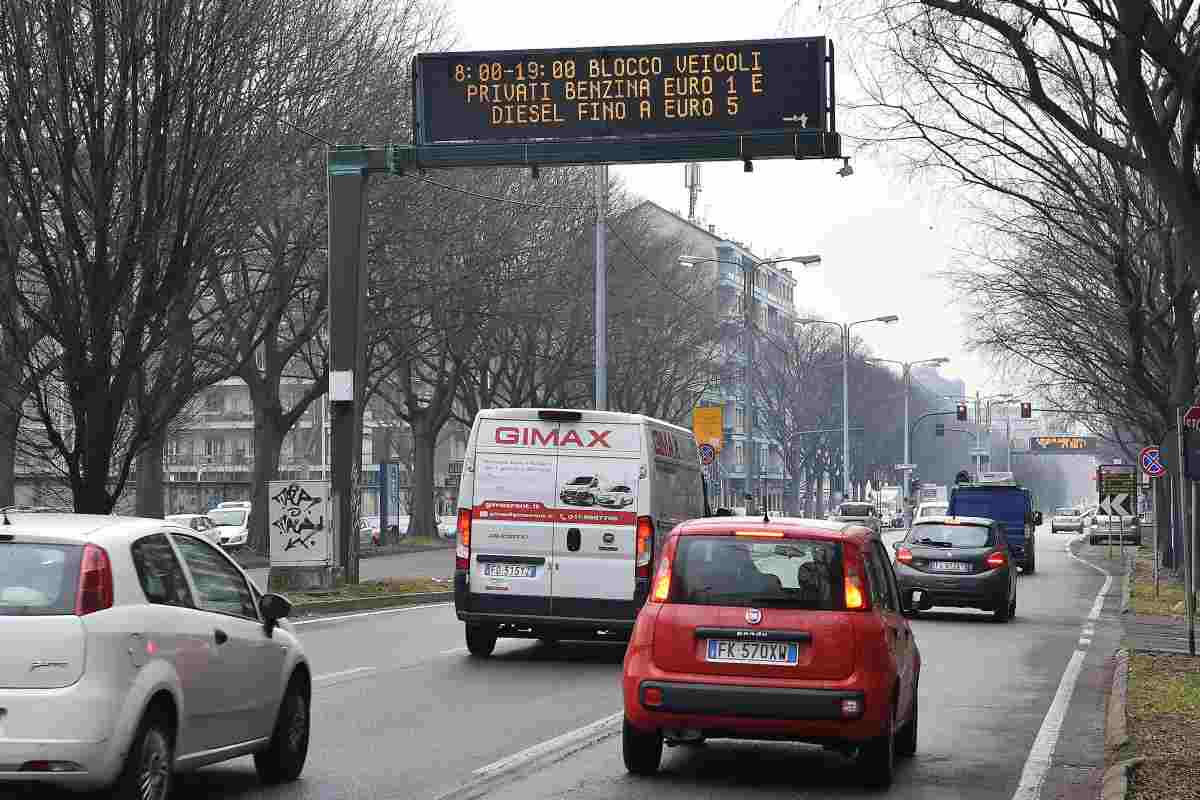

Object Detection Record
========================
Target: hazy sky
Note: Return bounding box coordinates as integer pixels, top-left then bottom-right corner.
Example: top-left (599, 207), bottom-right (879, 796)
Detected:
top-left (444, 0), bottom-right (1004, 399)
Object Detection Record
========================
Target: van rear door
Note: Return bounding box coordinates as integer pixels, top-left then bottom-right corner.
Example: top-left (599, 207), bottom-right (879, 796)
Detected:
top-left (550, 420), bottom-right (643, 621)
top-left (467, 417), bottom-right (559, 617)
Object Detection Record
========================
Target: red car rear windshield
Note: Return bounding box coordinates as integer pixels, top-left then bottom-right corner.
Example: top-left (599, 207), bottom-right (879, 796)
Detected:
top-left (672, 535), bottom-right (844, 610)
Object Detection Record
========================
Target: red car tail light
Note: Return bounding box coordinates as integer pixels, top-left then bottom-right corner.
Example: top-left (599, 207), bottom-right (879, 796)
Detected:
top-left (651, 562), bottom-right (672, 602)
top-left (843, 544), bottom-right (868, 610)
top-left (75, 544), bottom-right (113, 616)
top-left (635, 516), bottom-right (654, 579)
top-left (840, 697), bottom-right (863, 718)
top-left (456, 509), bottom-right (472, 570)
top-left (986, 550), bottom-right (1007, 569)
top-left (896, 546), bottom-right (913, 565)
top-left (643, 686), bottom-right (664, 706)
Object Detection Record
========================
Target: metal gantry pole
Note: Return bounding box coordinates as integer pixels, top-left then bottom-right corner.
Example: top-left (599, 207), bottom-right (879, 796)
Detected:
top-left (593, 164), bottom-right (608, 411)
top-left (1177, 407), bottom-right (1193, 655)
top-left (902, 366), bottom-right (911, 507)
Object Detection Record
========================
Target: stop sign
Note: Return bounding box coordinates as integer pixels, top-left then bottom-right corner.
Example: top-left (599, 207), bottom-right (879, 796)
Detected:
top-left (1187, 405), bottom-right (1200, 430)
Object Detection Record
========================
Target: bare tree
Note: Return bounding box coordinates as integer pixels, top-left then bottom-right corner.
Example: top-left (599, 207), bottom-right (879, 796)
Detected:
top-left (0, 0), bottom-right (364, 511)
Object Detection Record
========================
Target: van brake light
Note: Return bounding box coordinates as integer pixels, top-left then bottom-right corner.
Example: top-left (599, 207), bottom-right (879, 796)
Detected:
top-left (986, 550), bottom-right (1007, 569)
top-left (635, 516), bottom-right (654, 579)
top-left (456, 509), bottom-right (472, 570)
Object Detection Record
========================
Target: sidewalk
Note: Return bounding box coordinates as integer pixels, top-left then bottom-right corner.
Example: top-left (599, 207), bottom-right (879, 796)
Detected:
top-left (1093, 538), bottom-right (1200, 800)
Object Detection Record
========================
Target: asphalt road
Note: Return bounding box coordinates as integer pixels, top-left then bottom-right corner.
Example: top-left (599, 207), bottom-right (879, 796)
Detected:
top-left (25, 526), bottom-right (1122, 800)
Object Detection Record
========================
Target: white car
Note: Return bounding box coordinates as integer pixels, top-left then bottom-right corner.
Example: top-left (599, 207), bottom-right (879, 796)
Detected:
top-left (914, 502), bottom-right (949, 521)
top-left (206, 506), bottom-right (250, 548)
top-left (164, 513), bottom-right (220, 544)
top-left (595, 484), bottom-right (635, 508)
top-left (0, 511), bottom-right (310, 799)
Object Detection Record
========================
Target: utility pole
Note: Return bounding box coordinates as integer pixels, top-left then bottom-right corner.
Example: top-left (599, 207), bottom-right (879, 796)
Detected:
top-left (842, 324), bottom-right (850, 501)
top-left (594, 164), bottom-right (608, 411)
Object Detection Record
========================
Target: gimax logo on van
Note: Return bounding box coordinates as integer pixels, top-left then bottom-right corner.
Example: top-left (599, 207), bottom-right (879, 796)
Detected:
top-left (494, 427), bottom-right (611, 448)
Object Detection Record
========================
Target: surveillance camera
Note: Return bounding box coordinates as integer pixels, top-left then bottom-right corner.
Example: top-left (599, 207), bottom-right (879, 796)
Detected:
top-left (836, 158), bottom-right (853, 178)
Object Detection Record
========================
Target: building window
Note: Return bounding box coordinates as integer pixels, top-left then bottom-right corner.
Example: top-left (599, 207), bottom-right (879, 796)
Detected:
top-left (735, 406), bottom-right (746, 432)
top-left (203, 438), bottom-right (225, 457)
top-left (736, 444), bottom-right (745, 465)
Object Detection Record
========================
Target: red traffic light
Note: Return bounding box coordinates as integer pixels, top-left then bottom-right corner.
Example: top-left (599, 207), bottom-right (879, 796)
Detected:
top-left (956, 403), bottom-right (968, 421)
top-left (1020, 402), bottom-right (1032, 418)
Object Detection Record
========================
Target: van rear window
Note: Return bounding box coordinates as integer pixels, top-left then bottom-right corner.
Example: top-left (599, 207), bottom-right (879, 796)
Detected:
top-left (0, 543), bottom-right (83, 615)
top-left (951, 488), bottom-right (1026, 522)
top-left (672, 536), bottom-right (844, 610)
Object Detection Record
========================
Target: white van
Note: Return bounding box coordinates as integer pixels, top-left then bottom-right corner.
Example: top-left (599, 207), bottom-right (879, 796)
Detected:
top-left (453, 408), bottom-right (709, 656)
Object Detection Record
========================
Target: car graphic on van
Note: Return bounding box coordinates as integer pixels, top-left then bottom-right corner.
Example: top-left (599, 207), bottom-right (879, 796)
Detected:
top-left (596, 484), bottom-right (634, 508)
top-left (560, 475), bottom-right (600, 506)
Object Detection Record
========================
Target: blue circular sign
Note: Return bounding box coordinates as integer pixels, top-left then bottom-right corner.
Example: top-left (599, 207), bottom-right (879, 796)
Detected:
top-left (1141, 446), bottom-right (1165, 478)
top-left (698, 444), bottom-right (716, 465)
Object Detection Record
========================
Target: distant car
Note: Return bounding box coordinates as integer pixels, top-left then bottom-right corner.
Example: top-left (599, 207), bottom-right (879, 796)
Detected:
top-left (621, 517), bottom-right (920, 788)
top-left (596, 484), bottom-right (635, 508)
top-left (914, 502), bottom-right (949, 521)
top-left (892, 516), bottom-right (1018, 622)
top-left (216, 500), bottom-right (252, 509)
top-left (164, 513), bottom-right (220, 544)
top-left (891, 512), bottom-right (905, 529)
top-left (1088, 513), bottom-right (1141, 545)
top-left (559, 475), bottom-right (600, 506)
top-left (831, 502), bottom-right (882, 535)
top-left (205, 506), bottom-right (250, 549)
top-left (0, 511), bottom-right (311, 799)
top-left (1051, 507), bottom-right (1085, 533)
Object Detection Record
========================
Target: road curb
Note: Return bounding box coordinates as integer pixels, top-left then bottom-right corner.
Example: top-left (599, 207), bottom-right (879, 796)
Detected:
top-left (1101, 758), bottom-right (1141, 800)
top-left (291, 590), bottom-right (453, 616)
top-left (1106, 649), bottom-right (1130, 756)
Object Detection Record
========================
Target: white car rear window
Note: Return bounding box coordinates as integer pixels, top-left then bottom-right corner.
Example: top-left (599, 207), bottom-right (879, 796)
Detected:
top-left (0, 543), bottom-right (82, 615)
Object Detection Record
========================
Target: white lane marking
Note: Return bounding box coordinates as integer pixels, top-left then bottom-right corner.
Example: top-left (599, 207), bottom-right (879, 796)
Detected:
top-left (314, 666), bottom-right (376, 683)
top-left (1010, 536), bottom-right (1112, 800)
top-left (440, 646), bottom-right (469, 655)
top-left (472, 712), bottom-right (622, 779)
top-left (291, 601), bottom-right (451, 627)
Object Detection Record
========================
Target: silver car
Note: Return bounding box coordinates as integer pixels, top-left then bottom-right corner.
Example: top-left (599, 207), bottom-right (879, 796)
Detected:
top-left (832, 502), bottom-right (882, 535)
top-left (1051, 506), bottom-right (1084, 533)
top-left (0, 511), bottom-right (311, 799)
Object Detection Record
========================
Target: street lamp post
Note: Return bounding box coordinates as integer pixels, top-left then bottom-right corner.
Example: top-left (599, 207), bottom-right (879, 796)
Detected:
top-left (865, 356), bottom-right (949, 515)
top-left (797, 315), bottom-right (900, 501)
top-left (684, 252), bottom-right (821, 515)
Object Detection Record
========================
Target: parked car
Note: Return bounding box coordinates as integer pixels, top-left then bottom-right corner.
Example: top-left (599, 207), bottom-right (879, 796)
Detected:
top-left (559, 475), bottom-right (601, 506)
top-left (0, 511), bottom-right (310, 799)
top-left (205, 506), bottom-right (250, 549)
top-left (1051, 507), bottom-right (1085, 533)
top-left (358, 519), bottom-right (380, 549)
top-left (831, 502), bottom-right (882, 535)
top-left (164, 513), bottom-right (220, 544)
top-left (216, 501), bottom-right (252, 510)
top-left (892, 516), bottom-right (1018, 621)
top-left (596, 484), bottom-right (636, 508)
top-left (621, 516), bottom-right (920, 788)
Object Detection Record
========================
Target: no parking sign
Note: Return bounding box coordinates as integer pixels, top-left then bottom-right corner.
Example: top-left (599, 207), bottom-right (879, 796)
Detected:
top-left (1140, 446), bottom-right (1165, 478)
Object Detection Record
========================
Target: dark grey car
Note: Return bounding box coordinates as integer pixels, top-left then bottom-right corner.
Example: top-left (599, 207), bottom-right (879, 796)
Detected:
top-left (891, 516), bottom-right (1017, 622)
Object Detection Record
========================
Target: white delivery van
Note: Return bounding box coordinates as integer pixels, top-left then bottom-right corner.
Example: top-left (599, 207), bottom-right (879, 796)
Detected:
top-left (453, 408), bottom-right (709, 656)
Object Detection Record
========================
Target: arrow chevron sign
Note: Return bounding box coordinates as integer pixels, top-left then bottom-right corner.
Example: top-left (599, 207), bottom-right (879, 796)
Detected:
top-left (1097, 493), bottom-right (1132, 516)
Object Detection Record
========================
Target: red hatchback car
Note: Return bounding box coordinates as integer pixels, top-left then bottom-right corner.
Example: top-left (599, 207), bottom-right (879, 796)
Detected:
top-left (622, 517), bottom-right (921, 788)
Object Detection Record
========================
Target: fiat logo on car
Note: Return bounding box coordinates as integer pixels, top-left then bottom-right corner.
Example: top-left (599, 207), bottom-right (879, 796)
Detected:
top-left (745, 608), bottom-right (762, 625)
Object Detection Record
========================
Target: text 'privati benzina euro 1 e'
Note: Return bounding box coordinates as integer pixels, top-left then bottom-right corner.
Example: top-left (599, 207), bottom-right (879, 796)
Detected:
top-left (456, 48), bottom-right (767, 126)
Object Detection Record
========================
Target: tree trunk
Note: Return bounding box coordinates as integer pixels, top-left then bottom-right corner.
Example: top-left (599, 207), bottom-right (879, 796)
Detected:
top-left (407, 417), bottom-right (438, 540)
top-left (0, 395), bottom-right (18, 508)
top-left (247, 407), bottom-right (286, 555)
top-left (135, 430), bottom-right (165, 518)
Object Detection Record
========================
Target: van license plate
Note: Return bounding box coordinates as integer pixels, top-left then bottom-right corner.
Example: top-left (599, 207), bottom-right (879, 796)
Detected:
top-left (930, 561), bottom-right (971, 573)
top-left (482, 563), bottom-right (536, 578)
top-left (705, 640), bottom-right (798, 665)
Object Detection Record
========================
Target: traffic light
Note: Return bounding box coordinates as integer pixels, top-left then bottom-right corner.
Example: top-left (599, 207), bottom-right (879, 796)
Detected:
top-left (1020, 402), bottom-right (1032, 418)
top-left (935, 423), bottom-right (945, 437)
top-left (956, 402), bottom-right (968, 421)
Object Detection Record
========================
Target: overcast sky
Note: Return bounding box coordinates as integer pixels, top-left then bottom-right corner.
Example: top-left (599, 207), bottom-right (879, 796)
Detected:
top-left (445, 0), bottom-right (1005, 401)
